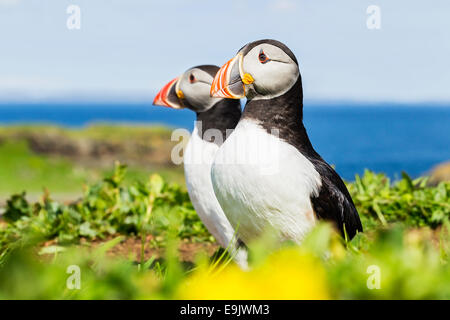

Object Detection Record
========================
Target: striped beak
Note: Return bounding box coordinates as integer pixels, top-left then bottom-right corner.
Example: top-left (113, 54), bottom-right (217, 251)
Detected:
top-left (153, 77), bottom-right (185, 109)
top-left (210, 53), bottom-right (253, 99)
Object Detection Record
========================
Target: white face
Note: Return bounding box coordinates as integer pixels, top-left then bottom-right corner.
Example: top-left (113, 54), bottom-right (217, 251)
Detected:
top-left (241, 43), bottom-right (299, 100)
top-left (177, 68), bottom-right (221, 112)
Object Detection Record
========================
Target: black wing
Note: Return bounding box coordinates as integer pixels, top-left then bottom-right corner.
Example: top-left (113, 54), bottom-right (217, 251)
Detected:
top-left (309, 159), bottom-right (363, 239)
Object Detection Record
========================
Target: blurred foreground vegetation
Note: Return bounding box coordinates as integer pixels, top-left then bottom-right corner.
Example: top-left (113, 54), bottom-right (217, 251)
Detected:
top-left (0, 124), bottom-right (449, 299)
top-left (0, 163), bottom-right (449, 299)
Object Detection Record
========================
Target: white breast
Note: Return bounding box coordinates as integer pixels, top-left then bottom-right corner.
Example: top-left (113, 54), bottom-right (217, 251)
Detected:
top-left (211, 119), bottom-right (322, 244)
top-left (184, 126), bottom-right (247, 268)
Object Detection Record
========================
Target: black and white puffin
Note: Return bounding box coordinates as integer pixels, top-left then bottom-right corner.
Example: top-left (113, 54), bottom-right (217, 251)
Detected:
top-left (153, 65), bottom-right (248, 268)
top-left (210, 40), bottom-right (363, 245)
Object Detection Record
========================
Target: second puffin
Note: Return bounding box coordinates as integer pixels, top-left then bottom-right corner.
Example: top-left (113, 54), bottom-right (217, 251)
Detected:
top-left (153, 65), bottom-right (247, 269)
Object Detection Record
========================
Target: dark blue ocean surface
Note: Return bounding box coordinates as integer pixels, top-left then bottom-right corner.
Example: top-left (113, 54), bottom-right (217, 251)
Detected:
top-left (0, 102), bottom-right (449, 181)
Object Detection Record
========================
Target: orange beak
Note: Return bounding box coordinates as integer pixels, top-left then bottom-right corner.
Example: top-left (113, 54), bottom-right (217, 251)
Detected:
top-left (210, 54), bottom-right (249, 99)
top-left (153, 77), bottom-right (185, 109)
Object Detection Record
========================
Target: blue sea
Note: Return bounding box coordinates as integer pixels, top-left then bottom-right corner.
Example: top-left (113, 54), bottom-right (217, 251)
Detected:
top-left (1, 102), bottom-right (449, 181)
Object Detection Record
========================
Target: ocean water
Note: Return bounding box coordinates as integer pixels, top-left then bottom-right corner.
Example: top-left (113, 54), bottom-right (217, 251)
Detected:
top-left (0, 102), bottom-right (449, 181)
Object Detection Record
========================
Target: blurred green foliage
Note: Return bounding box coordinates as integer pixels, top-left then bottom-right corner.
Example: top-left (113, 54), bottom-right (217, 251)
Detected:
top-left (0, 125), bottom-right (185, 194)
top-left (0, 140), bottom-right (89, 194)
top-left (0, 224), bottom-right (448, 299)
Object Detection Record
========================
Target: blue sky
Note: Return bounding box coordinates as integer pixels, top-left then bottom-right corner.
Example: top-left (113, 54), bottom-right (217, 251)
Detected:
top-left (0, 0), bottom-right (449, 103)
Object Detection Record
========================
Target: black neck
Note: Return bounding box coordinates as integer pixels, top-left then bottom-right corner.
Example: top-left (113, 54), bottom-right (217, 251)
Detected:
top-left (242, 77), bottom-right (318, 156)
top-left (195, 99), bottom-right (242, 144)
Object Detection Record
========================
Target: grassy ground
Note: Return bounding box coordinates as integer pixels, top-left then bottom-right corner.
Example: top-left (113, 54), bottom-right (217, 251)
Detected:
top-left (0, 125), bottom-right (449, 299)
top-left (0, 140), bottom-right (91, 194)
top-left (0, 123), bottom-right (174, 144)
top-left (0, 165), bottom-right (448, 299)
top-left (0, 125), bottom-right (185, 199)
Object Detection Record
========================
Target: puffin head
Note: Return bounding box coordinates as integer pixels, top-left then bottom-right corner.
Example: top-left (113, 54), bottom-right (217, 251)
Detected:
top-left (153, 65), bottom-right (223, 112)
top-left (210, 39), bottom-right (300, 100)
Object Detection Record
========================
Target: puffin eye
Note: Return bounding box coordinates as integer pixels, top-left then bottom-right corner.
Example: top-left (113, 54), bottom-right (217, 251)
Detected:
top-left (258, 50), bottom-right (270, 64)
top-left (189, 74), bottom-right (196, 83)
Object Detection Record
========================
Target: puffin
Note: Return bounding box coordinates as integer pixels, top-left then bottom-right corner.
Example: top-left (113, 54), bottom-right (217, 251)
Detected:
top-left (153, 65), bottom-right (248, 269)
top-left (209, 40), bottom-right (363, 245)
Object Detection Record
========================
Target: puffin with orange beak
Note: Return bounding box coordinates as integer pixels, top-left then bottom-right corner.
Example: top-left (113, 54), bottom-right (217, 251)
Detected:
top-left (210, 40), bottom-right (362, 245)
top-left (153, 65), bottom-right (247, 269)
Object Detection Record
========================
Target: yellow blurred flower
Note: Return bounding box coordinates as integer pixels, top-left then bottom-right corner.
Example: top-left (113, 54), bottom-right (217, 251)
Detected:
top-left (177, 248), bottom-right (330, 300)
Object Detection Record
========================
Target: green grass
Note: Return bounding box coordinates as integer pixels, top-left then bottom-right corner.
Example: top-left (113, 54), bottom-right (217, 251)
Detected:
top-left (1, 164), bottom-right (448, 254)
top-left (0, 167), bottom-right (448, 299)
top-left (0, 125), bottom-right (449, 300)
top-left (349, 170), bottom-right (450, 228)
top-left (0, 140), bottom-right (89, 194)
top-left (0, 123), bottom-right (174, 142)
top-left (0, 137), bottom-right (184, 195)
top-left (0, 223), bottom-right (448, 299)
top-left (0, 163), bottom-right (210, 254)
